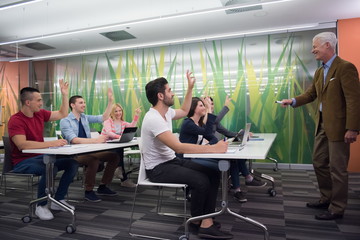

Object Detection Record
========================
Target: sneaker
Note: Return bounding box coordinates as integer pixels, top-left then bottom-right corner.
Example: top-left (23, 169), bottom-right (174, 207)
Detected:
top-left (198, 225), bottom-right (233, 239)
top-left (245, 178), bottom-right (267, 187)
top-left (121, 179), bottom-right (136, 188)
top-left (97, 185), bottom-right (117, 196)
top-left (85, 190), bottom-right (102, 202)
top-left (233, 191), bottom-right (247, 203)
top-left (50, 200), bottom-right (75, 211)
top-left (35, 205), bottom-right (54, 220)
top-left (114, 167), bottom-right (123, 179)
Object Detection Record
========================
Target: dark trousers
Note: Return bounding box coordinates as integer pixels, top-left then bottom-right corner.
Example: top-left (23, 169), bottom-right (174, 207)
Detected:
top-left (147, 158), bottom-right (220, 217)
top-left (313, 113), bottom-right (350, 214)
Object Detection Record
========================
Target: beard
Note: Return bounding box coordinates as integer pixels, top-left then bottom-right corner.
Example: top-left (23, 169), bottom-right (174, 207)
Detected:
top-left (163, 95), bottom-right (174, 107)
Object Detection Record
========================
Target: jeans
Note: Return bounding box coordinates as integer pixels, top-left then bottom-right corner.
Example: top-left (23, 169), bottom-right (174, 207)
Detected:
top-left (13, 155), bottom-right (79, 205)
top-left (230, 159), bottom-right (250, 189)
top-left (191, 158), bottom-right (219, 171)
top-left (147, 158), bottom-right (220, 217)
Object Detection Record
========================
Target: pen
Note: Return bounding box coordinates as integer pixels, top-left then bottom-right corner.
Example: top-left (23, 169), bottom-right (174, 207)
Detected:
top-left (274, 101), bottom-right (283, 104)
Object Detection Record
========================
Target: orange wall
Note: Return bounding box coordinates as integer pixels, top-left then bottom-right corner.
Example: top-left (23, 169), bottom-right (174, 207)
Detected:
top-left (0, 61), bottom-right (29, 138)
top-left (338, 18), bottom-right (360, 172)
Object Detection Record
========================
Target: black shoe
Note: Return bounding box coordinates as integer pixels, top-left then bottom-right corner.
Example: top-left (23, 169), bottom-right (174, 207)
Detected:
top-left (245, 178), bottom-right (267, 187)
top-left (315, 210), bottom-right (343, 220)
top-left (188, 222), bottom-right (200, 234)
top-left (198, 225), bottom-right (233, 239)
top-left (306, 200), bottom-right (330, 209)
top-left (84, 191), bottom-right (101, 202)
top-left (96, 185), bottom-right (117, 196)
top-left (233, 191), bottom-right (247, 203)
top-left (213, 220), bottom-right (221, 229)
top-left (189, 221), bottom-right (221, 230)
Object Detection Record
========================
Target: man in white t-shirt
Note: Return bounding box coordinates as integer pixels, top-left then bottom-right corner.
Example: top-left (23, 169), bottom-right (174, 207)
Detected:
top-left (141, 70), bottom-right (233, 239)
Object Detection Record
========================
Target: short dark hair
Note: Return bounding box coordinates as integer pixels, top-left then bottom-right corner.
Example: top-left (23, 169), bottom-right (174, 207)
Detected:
top-left (187, 97), bottom-right (205, 126)
top-left (69, 95), bottom-right (83, 110)
top-left (20, 87), bottom-right (40, 105)
top-left (145, 77), bottom-right (168, 106)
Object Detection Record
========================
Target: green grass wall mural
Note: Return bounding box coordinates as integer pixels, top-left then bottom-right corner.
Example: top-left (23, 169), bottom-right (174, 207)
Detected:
top-left (33, 29), bottom-right (331, 164)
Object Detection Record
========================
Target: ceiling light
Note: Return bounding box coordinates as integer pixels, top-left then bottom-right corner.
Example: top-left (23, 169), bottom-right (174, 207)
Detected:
top-left (0, 0), bottom-right (43, 11)
top-left (0, 0), bottom-right (293, 46)
top-left (10, 23), bottom-right (318, 62)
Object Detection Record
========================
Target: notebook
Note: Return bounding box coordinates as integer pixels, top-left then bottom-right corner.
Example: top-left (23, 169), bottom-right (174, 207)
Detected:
top-left (226, 123), bottom-right (251, 153)
top-left (106, 127), bottom-right (137, 143)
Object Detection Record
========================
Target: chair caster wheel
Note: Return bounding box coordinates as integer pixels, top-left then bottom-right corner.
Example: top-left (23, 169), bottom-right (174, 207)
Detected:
top-left (268, 188), bottom-right (276, 197)
top-left (66, 224), bottom-right (76, 234)
top-left (273, 167), bottom-right (278, 172)
top-left (179, 235), bottom-right (188, 240)
top-left (22, 215), bottom-right (32, 223)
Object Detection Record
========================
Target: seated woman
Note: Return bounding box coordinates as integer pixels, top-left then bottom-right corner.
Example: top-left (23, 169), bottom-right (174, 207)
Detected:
top-left (178, 97), bottom-right (220, 170)
top-left (101, 103), bottom-right (141, 187)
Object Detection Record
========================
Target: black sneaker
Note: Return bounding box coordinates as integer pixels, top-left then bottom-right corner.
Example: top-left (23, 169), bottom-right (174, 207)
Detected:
top-left (233, 191), bottom-right (247, 203)
top-left (198, 225), bottom-right (233, 239)
top-left (97, 186), bottom-right (117, 196)
top-left (85, 191), bottom-right (101, 202)
top-left (245, 178), bottom-right (267, 187)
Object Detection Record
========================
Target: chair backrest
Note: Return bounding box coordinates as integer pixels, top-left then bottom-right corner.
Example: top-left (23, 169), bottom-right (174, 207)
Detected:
top-left (2, 136), bottom-right (14, 174)
top-left (55, 130), bottom-right (62, 139)
top-left (90, 131), bottom-right (100, 138)
top-left (137, 139), bottom-right (148, 183)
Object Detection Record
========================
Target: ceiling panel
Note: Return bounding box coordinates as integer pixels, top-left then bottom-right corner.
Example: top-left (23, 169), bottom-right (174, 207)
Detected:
top-left (0, 0), bottom-right (359, 62)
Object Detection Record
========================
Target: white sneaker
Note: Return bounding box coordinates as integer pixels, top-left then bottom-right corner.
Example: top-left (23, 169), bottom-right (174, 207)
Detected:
top-left (114, 167), bottom-right (123, 179)
top-left (50, 200), bottom-right (75, 211)
top-left (121, 179), bottom-right (136, 188)
top-left (35, 205), bottom-right (54, 220)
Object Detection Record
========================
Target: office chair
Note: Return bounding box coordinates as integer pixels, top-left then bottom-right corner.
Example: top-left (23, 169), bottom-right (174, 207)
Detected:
top-left (0, 136), bottom-right (39, 198)
top-left (123, 147), bottom-right (140, 176)
top-left (128, 141), bottom-right (188, 240)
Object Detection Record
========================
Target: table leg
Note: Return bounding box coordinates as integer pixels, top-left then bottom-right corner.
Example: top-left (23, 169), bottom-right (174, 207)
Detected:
top-left (24, 155), bottom-right (76, 233)
top-left (182, 160), bottom-right (269, 240)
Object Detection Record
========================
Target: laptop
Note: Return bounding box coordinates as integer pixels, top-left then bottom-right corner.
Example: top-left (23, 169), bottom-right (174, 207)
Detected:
top-left (226, 123), bottom-right (251, 153)
top-left (106, 127), bottom-right (137, 143)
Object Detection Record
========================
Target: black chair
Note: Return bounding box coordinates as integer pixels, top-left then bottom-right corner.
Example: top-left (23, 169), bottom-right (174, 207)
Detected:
top-left (0, 136), bottom-right (39, 198)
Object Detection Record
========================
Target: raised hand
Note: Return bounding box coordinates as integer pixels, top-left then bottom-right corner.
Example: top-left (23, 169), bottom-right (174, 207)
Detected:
top-left (203, 96), bottom-right (213, 113)
top-left (224, 95), bottom-right (231, 107)
top-left (135, 107), bottom-right (142, 116)
top-left (186, 70), bottom-right (196, 90)
top-left (107, 88), bottom-right (114, 103)
top-left (59, 79), bottom-right (69, 96)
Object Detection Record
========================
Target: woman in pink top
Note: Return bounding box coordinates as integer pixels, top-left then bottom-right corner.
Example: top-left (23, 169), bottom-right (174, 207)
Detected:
top-left (102, 103), bottom-right (141, 187)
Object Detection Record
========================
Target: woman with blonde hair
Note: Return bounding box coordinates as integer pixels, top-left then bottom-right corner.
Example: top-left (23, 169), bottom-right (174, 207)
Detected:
top-left (102, 103), bottom-right (141, 187)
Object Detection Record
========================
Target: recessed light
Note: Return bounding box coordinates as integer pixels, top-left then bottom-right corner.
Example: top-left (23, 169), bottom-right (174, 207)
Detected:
top-left (254, 11), bottom-right (268, 17)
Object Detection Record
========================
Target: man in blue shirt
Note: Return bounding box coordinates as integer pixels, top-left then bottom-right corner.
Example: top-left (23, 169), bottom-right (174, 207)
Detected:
top-left (60, 88), bottom-right (120, 202)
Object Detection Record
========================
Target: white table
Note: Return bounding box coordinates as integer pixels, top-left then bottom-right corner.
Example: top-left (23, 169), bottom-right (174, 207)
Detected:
top-left (22, 139), bottom-right (139, 234)
top-left (183, 133), bottom-right (276, 240)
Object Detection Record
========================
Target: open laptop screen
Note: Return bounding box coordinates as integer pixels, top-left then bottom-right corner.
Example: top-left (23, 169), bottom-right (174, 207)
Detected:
top-left (106, 127), bottom-right (137, 143)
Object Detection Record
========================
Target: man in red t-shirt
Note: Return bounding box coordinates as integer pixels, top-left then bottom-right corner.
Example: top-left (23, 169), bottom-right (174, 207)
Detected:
top-left (7, 80), bottom-right (78, 221)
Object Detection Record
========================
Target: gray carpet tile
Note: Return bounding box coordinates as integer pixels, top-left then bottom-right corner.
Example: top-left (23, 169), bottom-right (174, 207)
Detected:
top-left (0, 168), bottom-right (359, 240)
